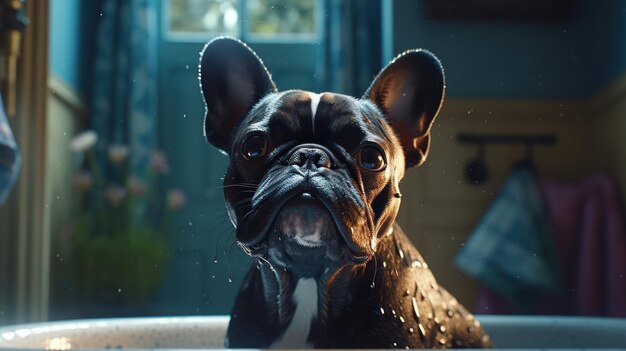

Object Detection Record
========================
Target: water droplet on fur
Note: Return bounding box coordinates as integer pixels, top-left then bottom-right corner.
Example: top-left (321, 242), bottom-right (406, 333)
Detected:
top-left (399, 316), bottom-right (405, 323)
top-left (439, 338), bottom-right (447, 345)
top-left (447, 309), bottom-right (455, 318)
top-left (403, 289), bottom-right (410, 296)
top-left (392, 309), bottom-right (397, 316)
top-left (412, 297), bottom-right (421, 320)
top-left (408, 327), bottom-right (414, 334)
top-left (468, 326), bottom-right (475, 333)
top-left (392, 342), bottom-right (397, 347)
top-left (396, 244), bottom-right (404, 260)
top-left (383, 261), bottom-right (387, 268)
top-left (439, 325), bottom-right (446, 333)
top-left (371, 282), bottom-right (376, 288)
top-left (418, 324), bottom-right (426, 342)
top-left (380, 307), bottom-right (385, 315)
top-left (411, 260), bottom-right (422, 268)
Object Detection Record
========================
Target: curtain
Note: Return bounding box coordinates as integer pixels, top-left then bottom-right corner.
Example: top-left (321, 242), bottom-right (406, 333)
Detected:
top-left (91, 0), bottom-right (158, 178)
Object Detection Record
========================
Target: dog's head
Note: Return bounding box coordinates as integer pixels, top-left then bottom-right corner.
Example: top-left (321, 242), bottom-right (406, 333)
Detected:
top-left (200, 37), bottom-right (444, 276)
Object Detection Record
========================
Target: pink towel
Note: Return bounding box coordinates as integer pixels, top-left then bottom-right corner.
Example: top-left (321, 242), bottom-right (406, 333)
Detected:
top-left (476, 174), bottom-right (626, 316)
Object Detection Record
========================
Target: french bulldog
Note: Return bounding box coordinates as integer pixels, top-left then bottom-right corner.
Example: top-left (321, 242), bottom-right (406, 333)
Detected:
top-left (199, 37), bottom-right (492, 349)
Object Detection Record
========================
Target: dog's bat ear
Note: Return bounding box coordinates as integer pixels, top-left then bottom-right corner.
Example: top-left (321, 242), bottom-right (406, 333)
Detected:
top-left (364, 50), bottom-right (445, 168)
top-left (199, 37), bottom-right (277, 152)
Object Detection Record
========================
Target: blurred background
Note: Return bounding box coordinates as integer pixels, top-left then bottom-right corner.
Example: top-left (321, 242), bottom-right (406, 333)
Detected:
top-left (0, 0), bottom-right (625, 325)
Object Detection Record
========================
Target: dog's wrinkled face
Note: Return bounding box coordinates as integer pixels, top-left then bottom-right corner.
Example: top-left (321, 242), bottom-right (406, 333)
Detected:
top-left (224, 91), bottom-right (405, 274)
top-left (199, 38), bottom-right (444, 276)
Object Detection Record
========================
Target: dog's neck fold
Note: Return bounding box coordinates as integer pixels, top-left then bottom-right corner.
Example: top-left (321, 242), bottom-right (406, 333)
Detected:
top-left (257, 258), bottom-right (371, 329)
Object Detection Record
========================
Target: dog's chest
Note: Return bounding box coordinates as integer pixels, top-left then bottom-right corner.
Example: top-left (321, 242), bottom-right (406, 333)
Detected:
top-left (269, 278), bottom-right (318, 349)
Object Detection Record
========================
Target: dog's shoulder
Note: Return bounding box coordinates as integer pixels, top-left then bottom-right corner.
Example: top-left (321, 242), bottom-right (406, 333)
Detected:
top-left (379, 224), bottom-right (493, 348)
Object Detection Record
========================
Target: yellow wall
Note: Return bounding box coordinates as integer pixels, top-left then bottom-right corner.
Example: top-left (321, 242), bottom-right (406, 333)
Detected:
top-left (396, 76), bottom-right (626, 310)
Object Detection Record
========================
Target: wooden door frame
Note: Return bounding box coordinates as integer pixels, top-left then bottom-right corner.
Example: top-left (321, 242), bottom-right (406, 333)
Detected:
top-left (0, 0), bottom-right (50, 324)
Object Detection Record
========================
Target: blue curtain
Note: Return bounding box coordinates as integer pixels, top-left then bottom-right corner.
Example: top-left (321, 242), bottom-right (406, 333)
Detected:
top-left (91, 0), bottom-right (158, 178)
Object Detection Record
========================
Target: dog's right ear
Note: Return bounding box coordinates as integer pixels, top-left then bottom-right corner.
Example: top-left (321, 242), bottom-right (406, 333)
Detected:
top-left (199, 37), bottom-right (277, 152)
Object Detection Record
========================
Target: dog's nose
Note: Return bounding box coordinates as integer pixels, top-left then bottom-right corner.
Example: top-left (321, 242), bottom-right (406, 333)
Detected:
top-left (288, 145), bottom-right (332, 169)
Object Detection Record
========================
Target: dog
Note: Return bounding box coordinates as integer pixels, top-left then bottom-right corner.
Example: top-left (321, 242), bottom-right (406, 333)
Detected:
top-left (199, 37), bottom-right (492, 349)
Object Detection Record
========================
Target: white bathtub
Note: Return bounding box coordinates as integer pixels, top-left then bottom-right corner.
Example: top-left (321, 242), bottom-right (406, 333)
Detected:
top-left (0, 315), bottom-right (624, 350)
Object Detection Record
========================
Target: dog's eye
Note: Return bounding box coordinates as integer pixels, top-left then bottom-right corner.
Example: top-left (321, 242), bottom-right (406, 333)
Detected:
top-left (242, 134), bottom-right (268, 159)
top-left (359, 146), bottom-right (386, 171)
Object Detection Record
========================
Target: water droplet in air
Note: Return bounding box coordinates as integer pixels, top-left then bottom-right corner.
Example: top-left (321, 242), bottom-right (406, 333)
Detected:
top-left (392, 342), bottom-right (397, 347)
top-left (228, 275), bottom-right (233, 283)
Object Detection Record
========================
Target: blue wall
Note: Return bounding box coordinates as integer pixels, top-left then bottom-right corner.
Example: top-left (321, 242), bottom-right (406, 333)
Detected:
top-left (394, 0), bottom-right (626, 98)
top-left (49, 0), bottom-right (626, 99)
top-left (48, 0), bottom-right (97, 98)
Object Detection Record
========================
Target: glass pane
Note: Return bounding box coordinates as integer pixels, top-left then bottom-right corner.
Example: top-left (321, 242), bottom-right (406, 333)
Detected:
top-left (248, 0), bottom-right (316, 37)
top-left (169, 0), bottom-right (240, 36)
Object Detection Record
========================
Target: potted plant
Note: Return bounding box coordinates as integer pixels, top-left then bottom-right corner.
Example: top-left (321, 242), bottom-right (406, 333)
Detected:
top-left (68, 130), bottom-right (185, 307)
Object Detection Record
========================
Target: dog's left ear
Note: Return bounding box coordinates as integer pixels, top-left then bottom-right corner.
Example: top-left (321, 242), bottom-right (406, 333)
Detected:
top-left (200, 37), bottom-right (277, 152)
top-left (364, 50), bottom-right (445, 168)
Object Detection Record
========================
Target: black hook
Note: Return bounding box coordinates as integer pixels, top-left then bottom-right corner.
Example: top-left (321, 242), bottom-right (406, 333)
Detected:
top-left (513, 142), bottom-right (536, 173)
top-left (465, 142), bottom-right (489, 185)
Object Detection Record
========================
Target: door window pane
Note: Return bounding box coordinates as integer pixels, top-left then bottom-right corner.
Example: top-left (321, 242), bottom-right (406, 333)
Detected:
top-left (168, 0), bottom-right (240, 36)
top-left (248, 0), bottom-right (317, 38)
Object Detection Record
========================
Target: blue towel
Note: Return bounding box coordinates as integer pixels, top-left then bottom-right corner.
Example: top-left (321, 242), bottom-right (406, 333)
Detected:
top-left (0, 96), bottom-right (21, 204)
top-left (455, 167), bottom-right (561, 310)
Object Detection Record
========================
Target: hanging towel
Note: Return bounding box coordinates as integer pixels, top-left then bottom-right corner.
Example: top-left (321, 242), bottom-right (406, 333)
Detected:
top-left (455, 167), bottom-right (562, 311)
top-left (539, 175), bottom-right (626, 316)
top-left (0, 96), bottom-right (21, 204)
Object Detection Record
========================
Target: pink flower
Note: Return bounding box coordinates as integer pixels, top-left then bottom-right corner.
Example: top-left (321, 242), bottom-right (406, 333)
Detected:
top-left (107, 144), bottom-right (129, 164)
top-left (167, 189), bottom-right (187, 210)
top-left (150, 151), bottom-right (170, 174)
top-left (70, 130), bottom-right (98, 152)
top-left (105, 185), bottom-right (127, 207)
top-left (73, 171), bottom-right (93, 192)
top-left (127, 176), bottom-right (147, 195)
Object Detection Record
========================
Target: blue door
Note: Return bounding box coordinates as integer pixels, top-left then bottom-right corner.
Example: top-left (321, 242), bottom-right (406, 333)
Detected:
top-left (154, 0), bottom-right (324, 315)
